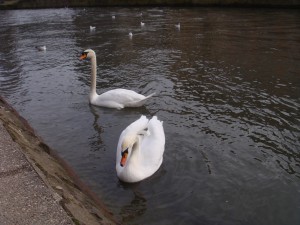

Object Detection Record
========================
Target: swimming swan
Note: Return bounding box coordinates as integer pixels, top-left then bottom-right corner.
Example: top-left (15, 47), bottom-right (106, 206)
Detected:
top-left (80, 49), bottom-right (155, 109)
top-left (116, 115), bottom-right (165, 183)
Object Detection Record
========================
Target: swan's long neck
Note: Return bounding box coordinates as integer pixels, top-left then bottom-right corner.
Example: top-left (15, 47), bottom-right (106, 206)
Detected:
top-left (90, 55), bottom-right (97, 96)
top-left (128, 136), bottom-right (141, 167)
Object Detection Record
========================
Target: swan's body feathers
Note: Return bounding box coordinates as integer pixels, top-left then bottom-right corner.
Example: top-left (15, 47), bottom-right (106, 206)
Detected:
top-left (90, 89), bottom-right (155, 109)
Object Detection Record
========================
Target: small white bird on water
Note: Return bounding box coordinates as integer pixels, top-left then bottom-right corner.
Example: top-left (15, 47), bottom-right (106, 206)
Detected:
top-left (90, 26), bottom-right (96, 31)
top-left (35, 46), bottom-right (46, 51)
top-left (140, 22), bottom-right (145, 27)
top-left (112, 15), bottom-right (116, 19)
top-left (175, 23), bottom-right (180, 29)
top-left (129, 32), bottom-right (133, 39)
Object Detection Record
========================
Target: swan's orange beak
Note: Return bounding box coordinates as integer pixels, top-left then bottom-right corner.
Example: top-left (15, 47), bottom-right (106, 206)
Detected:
top-left (80, 52), bottom-right (87, 60)
top-left (120, 151), bottom-right (128, 167)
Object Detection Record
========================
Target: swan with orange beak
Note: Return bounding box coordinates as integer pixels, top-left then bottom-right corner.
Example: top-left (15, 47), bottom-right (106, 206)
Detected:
top-left (116, 115), bottom-right (165, 183)
top-left (80, 49), bottom-right (155, 109)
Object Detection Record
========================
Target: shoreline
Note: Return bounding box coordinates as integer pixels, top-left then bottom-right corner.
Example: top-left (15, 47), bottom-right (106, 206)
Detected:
top-left (0, 0), bottom-right (299, 9)
top-left (0, 96), bottom-right (119, 225)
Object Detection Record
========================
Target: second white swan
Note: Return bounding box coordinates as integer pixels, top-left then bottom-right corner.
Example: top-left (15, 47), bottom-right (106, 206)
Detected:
top-left (80, 49), bottom-right (155, 109)
top-left (116, 115), bottom-right (165, 183)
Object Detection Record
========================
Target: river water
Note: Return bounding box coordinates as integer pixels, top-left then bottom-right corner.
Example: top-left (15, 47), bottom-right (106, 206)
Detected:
top-left (0, 7), bottom-right (299, 225)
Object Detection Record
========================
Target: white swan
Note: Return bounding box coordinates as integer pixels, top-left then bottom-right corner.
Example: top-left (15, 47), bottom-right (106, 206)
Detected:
top-left (90, 26), bottom-right (96, 31)
top-left (80, 49), bottom-right (155, 109)
top-left (116, 115), bottom-right (165, 183)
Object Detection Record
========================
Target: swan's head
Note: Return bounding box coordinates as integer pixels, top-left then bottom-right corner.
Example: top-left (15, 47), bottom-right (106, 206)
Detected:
top-left (80, 49), bottom-right (95, 60)
top-left (120, 134), bottom-right (138, 167)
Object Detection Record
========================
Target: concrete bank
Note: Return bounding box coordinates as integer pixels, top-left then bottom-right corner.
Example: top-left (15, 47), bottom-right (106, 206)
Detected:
top-left (0, 96), bottom-right (118, 225)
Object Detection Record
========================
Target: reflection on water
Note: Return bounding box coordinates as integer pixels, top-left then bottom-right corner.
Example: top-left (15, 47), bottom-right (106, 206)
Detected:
top-left (119, 183), bottom-right (147, 223)
top-left (0, 7), bottom-right (300, 225)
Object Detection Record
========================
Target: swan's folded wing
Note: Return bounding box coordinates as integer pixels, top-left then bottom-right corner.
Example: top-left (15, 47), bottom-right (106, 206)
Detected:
top-left (140, 116), bottom-right (165, 168)
top-left (148, 116), bottom-right (165, 140)
top-left (99, 89), bottom-right (145, 104)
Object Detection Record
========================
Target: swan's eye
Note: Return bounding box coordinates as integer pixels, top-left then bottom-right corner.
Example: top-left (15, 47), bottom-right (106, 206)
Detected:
top-left (80, 52), bottom-right (88, 60)
top-left (121, 148), bottom-right (128, 156)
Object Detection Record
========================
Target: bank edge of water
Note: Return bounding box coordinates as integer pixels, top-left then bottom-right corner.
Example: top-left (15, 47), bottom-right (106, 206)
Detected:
top-left (0, 0), bottom-right (299, 9)
top-left (0, 96), bottom-right (119, 225)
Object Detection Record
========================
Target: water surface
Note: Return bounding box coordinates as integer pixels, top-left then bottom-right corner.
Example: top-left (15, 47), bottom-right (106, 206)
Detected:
top-left (0, 7), bottom-right (299, 225)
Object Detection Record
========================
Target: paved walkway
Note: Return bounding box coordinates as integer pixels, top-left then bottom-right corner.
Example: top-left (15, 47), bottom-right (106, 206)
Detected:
top-left (0, 122), bottom-right (74, 225)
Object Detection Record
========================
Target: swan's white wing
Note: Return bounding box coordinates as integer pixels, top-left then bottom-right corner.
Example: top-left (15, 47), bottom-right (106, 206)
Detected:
top-left (99, 89), bottom-right (145, 103)
top-left (140, 116), bottom-right (165, 170)
top-left (93, 89), bottom-right (149, 108)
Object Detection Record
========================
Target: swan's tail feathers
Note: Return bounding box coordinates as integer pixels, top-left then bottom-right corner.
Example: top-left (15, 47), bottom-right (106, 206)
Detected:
top-left (130, 92), bottom-right (155, 107)
top-left (150, 116), bottom-right (163, 126)
top-left (145, 92), bottom-right (156, 99)
top-left (148, 116), bottom-right (165, 141)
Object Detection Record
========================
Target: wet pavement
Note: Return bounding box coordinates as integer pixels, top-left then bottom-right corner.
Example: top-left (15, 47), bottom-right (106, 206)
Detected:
top-left (0, 122), bottom-right (74, 225)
